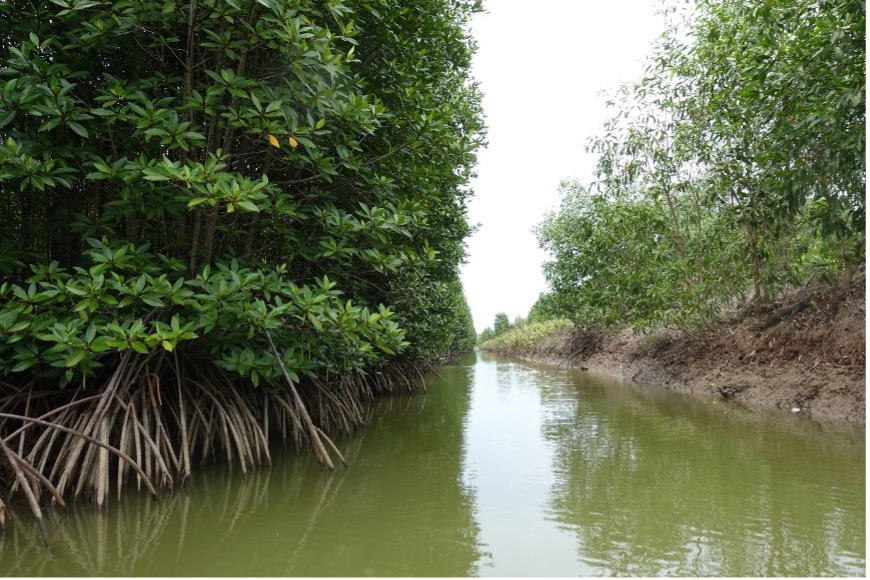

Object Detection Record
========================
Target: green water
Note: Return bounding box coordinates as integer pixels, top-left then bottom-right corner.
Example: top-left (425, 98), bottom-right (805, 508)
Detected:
top-left (0, 351), bottom-right (864, 576)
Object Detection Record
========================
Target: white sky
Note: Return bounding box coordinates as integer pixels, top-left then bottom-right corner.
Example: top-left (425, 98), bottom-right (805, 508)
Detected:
top-left (460, 1), bottom-right (669, 333)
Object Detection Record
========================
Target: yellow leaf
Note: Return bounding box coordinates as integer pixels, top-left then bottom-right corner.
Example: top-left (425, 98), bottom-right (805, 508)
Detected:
top-left (267, 134), bottom-right (280, 148)
top-left (288, 136), bottom-right (299, 149)
top-left (300, 14), bottom-right (311, 25)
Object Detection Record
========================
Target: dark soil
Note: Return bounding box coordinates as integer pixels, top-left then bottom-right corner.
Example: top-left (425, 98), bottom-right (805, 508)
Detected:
top-left (488, 271), bottom-right (866, 426)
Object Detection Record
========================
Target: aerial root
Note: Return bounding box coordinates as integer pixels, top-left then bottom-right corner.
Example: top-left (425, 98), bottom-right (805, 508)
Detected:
top-left (0, 435), bottom-right (50, 547)
top-left (314, 426), bottom-right (348, 469)
top-left (0, 348), bottom-right (436, 539)
top-left (265, 329), bottom-right (337, 471)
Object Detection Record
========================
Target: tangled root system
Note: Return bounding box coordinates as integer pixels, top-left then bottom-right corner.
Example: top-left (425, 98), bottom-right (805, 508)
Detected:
top-left (0, 347), bottom-right (433, 545)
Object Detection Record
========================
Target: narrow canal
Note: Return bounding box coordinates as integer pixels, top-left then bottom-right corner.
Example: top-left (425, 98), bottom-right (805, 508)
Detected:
top-left (1, 351), bottom-right (865, 576)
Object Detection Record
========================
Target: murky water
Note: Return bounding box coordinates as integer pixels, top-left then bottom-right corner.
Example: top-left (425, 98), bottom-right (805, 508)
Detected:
top-left (0, 351), bottom-right (864, 576)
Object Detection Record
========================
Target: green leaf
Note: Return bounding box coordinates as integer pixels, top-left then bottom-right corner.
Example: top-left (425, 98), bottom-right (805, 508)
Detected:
top-left (236, 201), bottom-right (260, 212)
top-left (0, 110), bottom-right (15, 128)
top-left (64, 350), bottom-right (87, 367)
top-left (375, 343), bottom-right (395, 356)
top-left (141, 296), bottom-right (165, 307)
top-left (90, 336), bottom-right (114, 353)
top-left (11, 359), bottom-right (37, 372)
top-left (142, 169), bottom-right (171, 181)
top-left (38, 118), bottom-right (63, 132)
top-left (84, 322), bottom-right (97, 343)
top-left (68, 121), bottom-right (89, 138)
top-left (131, 341), bottom-right (149, 354)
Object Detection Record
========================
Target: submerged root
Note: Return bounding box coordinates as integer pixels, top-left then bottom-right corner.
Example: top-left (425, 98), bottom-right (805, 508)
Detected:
top-left (0, 347), bottom-right (435, 539)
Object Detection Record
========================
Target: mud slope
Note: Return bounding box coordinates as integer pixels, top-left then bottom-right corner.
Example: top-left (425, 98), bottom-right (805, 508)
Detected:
top-left (489, 272), bottom-right (865, 426)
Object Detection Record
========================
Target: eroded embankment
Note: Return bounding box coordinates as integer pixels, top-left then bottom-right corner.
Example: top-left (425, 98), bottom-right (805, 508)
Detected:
top-left (485, 277), bottom-right (865, 426)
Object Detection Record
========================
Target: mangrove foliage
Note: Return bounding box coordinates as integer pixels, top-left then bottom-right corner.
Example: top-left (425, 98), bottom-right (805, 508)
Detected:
top-left (0, 0), bottom-right (484, 534)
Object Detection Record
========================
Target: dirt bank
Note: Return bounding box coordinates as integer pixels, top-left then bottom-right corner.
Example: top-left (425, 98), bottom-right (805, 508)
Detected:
top-left (487, 273), bottom-right (866, 426)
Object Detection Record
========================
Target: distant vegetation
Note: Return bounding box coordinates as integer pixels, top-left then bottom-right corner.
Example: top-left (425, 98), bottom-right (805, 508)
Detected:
top-left (477, 316), bottom-right (572, 352)
top-left (532, 0), bottom-right (864, 331)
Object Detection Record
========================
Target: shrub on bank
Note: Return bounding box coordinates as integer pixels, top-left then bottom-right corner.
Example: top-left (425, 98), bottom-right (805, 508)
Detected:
top-left (479, 319), bottom-right (574, 352)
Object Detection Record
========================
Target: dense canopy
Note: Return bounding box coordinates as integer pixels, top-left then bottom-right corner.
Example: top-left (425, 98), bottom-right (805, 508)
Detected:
top-left (0, 0), bottom-right (484, 524)
top-left (0, 0), bottom-right (483, 383)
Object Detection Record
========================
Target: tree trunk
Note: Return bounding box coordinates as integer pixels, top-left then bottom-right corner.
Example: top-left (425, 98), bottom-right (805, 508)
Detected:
top-left (744, 223), bottom-right (764, 304)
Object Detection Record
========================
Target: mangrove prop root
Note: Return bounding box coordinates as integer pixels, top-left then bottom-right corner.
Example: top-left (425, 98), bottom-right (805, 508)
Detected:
top-left (0, 349), bottom-right (435, 541)
top-left (0, 413), bottom-right (160, 502)
top-left (1, 393), bottom-right (104, 444)
top-left (4, 445), bottom-right (66, 511)
top-left (173, 352), bottom-right (192, 482)
top-left (0, 436), bottom-right (49, 547)
top-left (110, 394), bottom-right (173, 489)
top-left (315, 427), bottom-right (348, 469)
top-left (264, 329), bottom-right (336, 471)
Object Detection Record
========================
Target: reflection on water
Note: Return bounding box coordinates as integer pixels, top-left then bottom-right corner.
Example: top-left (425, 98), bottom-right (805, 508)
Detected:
top-left (469, 351), bottom-right (864, 577)
top-left (542, 374), bottom-right (864, 576)
top-left (0, 350), bottom-right (864, 576)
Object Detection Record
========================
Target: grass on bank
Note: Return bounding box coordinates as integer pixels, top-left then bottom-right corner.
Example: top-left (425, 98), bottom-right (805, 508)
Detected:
top-left (478, 319), bottom-right (574, 352)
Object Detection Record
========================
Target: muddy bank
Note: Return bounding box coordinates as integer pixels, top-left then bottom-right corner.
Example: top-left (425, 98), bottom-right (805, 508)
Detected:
top-left (486, 275), bottom-right (865, 426)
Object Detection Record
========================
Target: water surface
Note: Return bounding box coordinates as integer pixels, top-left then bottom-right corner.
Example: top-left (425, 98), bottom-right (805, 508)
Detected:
top-left (0, 351), bottom-right (864, 576)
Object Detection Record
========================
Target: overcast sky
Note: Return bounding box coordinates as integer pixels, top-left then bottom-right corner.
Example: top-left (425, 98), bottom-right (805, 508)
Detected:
top-left (459, 1), bottom-right (668, 333)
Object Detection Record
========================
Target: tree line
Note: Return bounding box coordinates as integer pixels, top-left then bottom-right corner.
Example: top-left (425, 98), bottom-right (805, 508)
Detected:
top-left (532, 0), bottom-right (864, 330)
